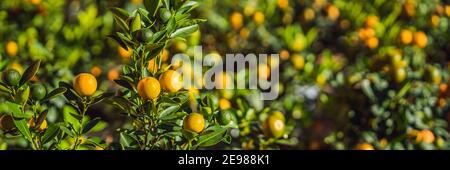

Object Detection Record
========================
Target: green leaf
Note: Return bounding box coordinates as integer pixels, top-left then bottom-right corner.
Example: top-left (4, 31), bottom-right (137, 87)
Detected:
top-left (177, 1), bottom-right (198, 14)
top-left (150, 30), bottom-right (167, 43)
top-left (120, 132), bottom-right (139, 149)
top-left (82, 117), bottom-right (101, 134)
top-left (63, 106), bottom-right (81, 129)
top-left (0, 83), bottom-right (11, 94)
top-left (91, 92), bottom-right (114, 105)
top-left (19, 60), bottom-right (41, 86)
top-left (163, 0), bottom-right (171, 9)
top-left (6, 102), bottom-right (22, 118)
top-left (15, 86), bottom-right (30, 104)
top-left (131, 13), bottom-right (142, 33)
top-left (6, 102), bottom-right (32, 142)
top-left (35, 109), bottom-right (48, 129)
top-left (110, 7), bottom-right (129, 22)
top-left (42, 124), bottom-right (60, 144)
top-left (144, 0), bottom-right (161, 17)
top-left (109, 96), bottom-right (135, 115)
top-left (42, 87), bottom-right (66, 102)
top-left (114, 79), bottom-right (134, 91)
top-left (170, 24), bottom-right (198, 38)
top-left (146, 42), bottom-right (165, 58)
top-left (13, 118), bottom-right (33, 142)
top-left (193, 125), bottom-right (228, 148)
top-left (166, 17), bottom-right (176, 34)
top-left (107, 34), bottom-right (129, 51)
top-left (113, 13), bottom-right (130, 32)
top-left (158, 105), bottom-right (181, 120)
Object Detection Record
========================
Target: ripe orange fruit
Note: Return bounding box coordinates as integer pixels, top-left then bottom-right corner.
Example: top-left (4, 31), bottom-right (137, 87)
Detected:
top-left (279, 50), bottom-right (290, 60)
top-left (253, 11), bottom-right (265, 25)
top-left (399, 29), bottom-right (413, 45)
top-left (416, 130), bottom-right (435, 144)
top-left (90, 66), bottom-right (102, 77)
top-left (326, 4), bottom-right (340, 21)
top-left (354, 143), bottom-right (374, 150)
top-left (258, 64), bottom-right (271, 80)
top-left (219, 98), bottom-right (231, 110)
top-left (107, 68), bottom-right (119, 81)
top-left (262, 114), bottom-right (285, 138)
top-left (28, 118), bottom-right (47, 131)
top-left (183, 113), bottom-right (205, 133)
top-left (131, 0), bottom-right (143, 4)
top-left (303, 8), bottom-right (315, 22)
top-left (5, 41), bottom-right (18, 57)
top-left (137, 77), bottom-right (161, 100)
top-left (244, 4), bottom-right (256, 16)
top-left (239, 28), bottom-right (250, 39)
top-left (230, 12), bottom-right (243, 30)
top-left (148, 58), bottom-right (158, 74)
top-left (30, 0), bottom-right (41, 5)
top-left (291, 54), bottom-right (305, 70)
top-left (404, 0), bottom-right (416, 17)
top-left (431, 15), bottom-right (440, 27)
top-left (365, 37), bottom-right (379, 49)
top-left (118, 46), bottom-right (132, 58)
top-left (364, 15), bottom-right (379, 28)
top-left (161, 49), bottom-right (169, 62)
top-left (439, 83), bottom-right (448, 96)
top-left (277, 0), bottom-right (289, 9)
top-left (73, 73), bottom-right (97, 96)
top-left (414, 31), bottom-right (427, 48)
top-left (0, 115), bottom-right (15, 130)
top-left (215, 72), bottom-right (232, 89)
top-left (358, 28), bottom-right (375, 41)
top-left (159, 70), bottom-right (183, 93)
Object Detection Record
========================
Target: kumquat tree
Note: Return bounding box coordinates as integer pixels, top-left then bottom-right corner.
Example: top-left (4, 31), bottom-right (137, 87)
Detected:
top-left (0, 0), bottom-right (449, 151)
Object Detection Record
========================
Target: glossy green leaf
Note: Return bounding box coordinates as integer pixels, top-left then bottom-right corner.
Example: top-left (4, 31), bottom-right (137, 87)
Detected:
top-left (19, 60), bottom-right (41, 86)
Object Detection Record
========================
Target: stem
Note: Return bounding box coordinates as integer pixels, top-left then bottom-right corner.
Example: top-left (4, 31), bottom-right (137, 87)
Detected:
top-left (72, 99), bottom-right (88, 150)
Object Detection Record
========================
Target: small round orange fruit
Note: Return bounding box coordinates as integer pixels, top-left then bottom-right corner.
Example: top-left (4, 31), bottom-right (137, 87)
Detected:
top-left (148, 58), bottom-right (158, 74)
top-left (219, 98), bottom-right (231, 110)
top-left (416, 130), bottom-right (435, 144)
top-left (137, 77), bottom-right (161, 100)
top-left (6, 41), bottom-right (18, 57)
top-left (258, 64), bottom-right (271, 80)
top-left (159, 70), bottom-right (183, 93)
top-left (414, 31), bottom-right (427, 48)
top-left (354, 143), bottom-right (374, 150)
top-left (326, 4), bottom-right (340, 21)
top-left (73, 73), bottom-right (97, 96)
top-left (253, 11), bottom-right (265, 25)
top-left (230, 12), bottom-right (244, 30)
top-left (291, 54), bottom-right (305, 70)
top-left (118, 46), bottom-right (132, 58)
top-left (366, 37), bottom-right (379, 49)
top-left (365, 15), bottom-right (379, 28)
top-left (107, 68), bottom-right (120, 81)
top-left (277, 0), bottom-right (288, 9)
top-left (90, 66), bottom-right (102, 77)
top-left (183, 113), bottom-right (205, 133)
top-left (399, 29), bottom-right (413, 45)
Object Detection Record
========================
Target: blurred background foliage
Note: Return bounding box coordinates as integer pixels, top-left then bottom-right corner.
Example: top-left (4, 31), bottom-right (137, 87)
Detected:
top-left (1, 0), bottom-right (449, 150)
